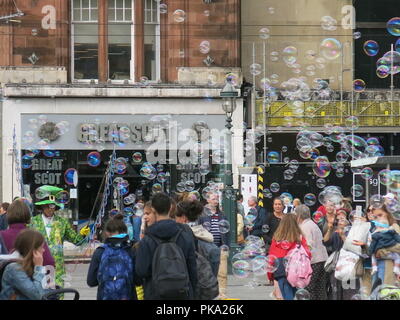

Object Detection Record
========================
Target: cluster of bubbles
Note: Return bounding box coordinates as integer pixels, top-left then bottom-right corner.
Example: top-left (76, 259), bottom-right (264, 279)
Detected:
top-left (113, 177), bottom-right (130, 196)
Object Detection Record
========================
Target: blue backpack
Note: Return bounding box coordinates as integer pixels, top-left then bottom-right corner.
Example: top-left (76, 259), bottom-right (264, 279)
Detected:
top-left (97, 243), bottom-right (134, 300)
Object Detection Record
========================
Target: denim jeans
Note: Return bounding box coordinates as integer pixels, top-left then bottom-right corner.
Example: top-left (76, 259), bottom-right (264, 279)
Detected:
top-left (277, 277), bottom-right (297, 300)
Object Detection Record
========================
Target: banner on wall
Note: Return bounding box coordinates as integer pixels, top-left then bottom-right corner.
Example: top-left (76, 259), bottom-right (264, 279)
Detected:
top-left (240, 174), bottom-right (257, 215)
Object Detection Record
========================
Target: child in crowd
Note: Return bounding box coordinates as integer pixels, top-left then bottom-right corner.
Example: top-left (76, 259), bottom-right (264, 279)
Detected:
top-left (368, 213), bottom-right (400, 288)
top-left (87, 213), bottom-right (139, 300)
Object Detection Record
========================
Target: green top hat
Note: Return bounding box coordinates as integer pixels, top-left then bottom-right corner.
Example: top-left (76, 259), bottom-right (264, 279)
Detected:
top-left (34, 185), bottom-right (65, 207)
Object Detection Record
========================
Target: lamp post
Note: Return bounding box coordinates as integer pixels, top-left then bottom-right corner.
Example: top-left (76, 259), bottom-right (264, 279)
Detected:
top-left (220, 81), bottom-right (241, 273)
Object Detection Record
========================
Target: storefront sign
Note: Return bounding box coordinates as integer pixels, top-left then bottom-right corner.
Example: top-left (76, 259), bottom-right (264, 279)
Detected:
top-left (31, 158), bottom-right (64, 185)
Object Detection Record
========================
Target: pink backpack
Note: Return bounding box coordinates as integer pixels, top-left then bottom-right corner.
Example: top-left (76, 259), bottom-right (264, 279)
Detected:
top-left (285, 241), bottom-right (313, 288)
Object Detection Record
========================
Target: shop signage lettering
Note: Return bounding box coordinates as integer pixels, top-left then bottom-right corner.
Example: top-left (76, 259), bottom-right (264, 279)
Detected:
top-left (180, 172), bottom-right (207, 184)
top-left (77, 123), bottom-right (164, 144)
top-left (32, 159), bottom-right (63, 185)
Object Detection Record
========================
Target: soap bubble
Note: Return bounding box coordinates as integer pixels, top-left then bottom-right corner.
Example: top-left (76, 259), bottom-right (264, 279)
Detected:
top-left (173, 9), bottom-right (185, 22)
top-left (157, 172), bottom-right (167, 183)
top-left (159, 3), bottom-right (167, 14)
top-left (87, 152), bottom-right (101, 167)
top-left (295, 289), bottom-right (311, 300)
top-left (363, 40), bottom-right (379, 56)
top-left (176, 182), bottom-right (186, 193)
top-left (387, 17), bottom-right (400, 36)
top-left (353, 79), bottom-right (366, 92)
top-left (376, 65), bottom-right (390, 78)
top-left (336, 151), bottom-right (349, 163)
top-left (64, 168), bottom-right (78, 186)
top-left (389, 170), bottom-right (400, 193)
top-left (262, 188), bottom-right (273, 198)
top-left (259, 27), bottom-right (270, 40)
top-left (267, 151), bottom-right (280, 163)
top-left (304, 193), bottom-right (317, 206)
top-left (185, 180), bottom-right (195, 192)
top-left (152, 183), bottom-right (162, 193)
top-left (370, 194), bottom-right (385, 209)
top-left (282, 46), bottom-right (298, 65)
top-left (199, 40), bottom-right (210, 54)
top-left (140, 165), bottom-right (157, 180)
top-left (316, 178), bottom-right (327, 188)
top-left (312, 211), bottom-right (324, 224)
top-left (245, 214), bottom-right (257, 227)
top-left (55, 191), bottom-right (70, 205)
top-left (252, 256), bottom-right (268, 276)
top-left (270, 182), bottom-right (280, 193)
top-left (123, 194), bottom-right (136, 206)
top-left (379, 169), bottom-right (392, 186)
top-left (250, 63), bottom-right (262, 76)
top-left (22, 155), bottom-right (33, 169)
top-left (312, 156), bottom-right (331, 178)
top-left (361, 167), bottom-right (373, 180)
top-left (117, 180), bottom-right (129, 196)
top-left (351, 184), bottom-right (364, 197)
top-left (321, 16), bottom-right (337, 31)
top-left (266, 255), bottom-right (279, 273)
top-left (345, 116), bottom-right (360, 131)
top-left (232, 260), bottom-right (251, 279)
top-left (219, 220), bottom-right (230, 234)
top-left (28, 118), bottom-right (39, 129)
top-left (353, 31), bottom-right (362, 39)
top-left (320, 38), bottom-right (341, 60)
top-left (132, 152), bottom-right (143, 163)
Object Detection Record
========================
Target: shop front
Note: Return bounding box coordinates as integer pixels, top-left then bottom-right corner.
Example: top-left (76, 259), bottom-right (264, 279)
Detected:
top-left (2, 92), bottom-right (244, 224)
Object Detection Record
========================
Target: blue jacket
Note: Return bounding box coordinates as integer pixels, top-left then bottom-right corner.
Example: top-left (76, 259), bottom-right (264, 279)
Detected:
top-left (251, 206), bottom-right (268, 237)
top-left (87, 235), bottom-right (139, 300)
top-left (198, 209), bottom-right (230, 247)
top-left (368, 229), bottom-right (400, 256)
top-left (131, 216), bottom-right (142, 243)
top-left (0, 263), bottom-right (47, 300)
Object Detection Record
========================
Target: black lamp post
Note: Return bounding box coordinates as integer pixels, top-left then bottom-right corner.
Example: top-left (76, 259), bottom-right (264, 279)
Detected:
top-left (220, 81), bottom-right (241, 272)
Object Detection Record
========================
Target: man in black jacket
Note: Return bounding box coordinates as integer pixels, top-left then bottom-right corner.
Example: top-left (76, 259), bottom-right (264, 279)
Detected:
top-left (247, 196), bottom-right (268, 238)
top-left (135, 193), bottom-right (198, 300)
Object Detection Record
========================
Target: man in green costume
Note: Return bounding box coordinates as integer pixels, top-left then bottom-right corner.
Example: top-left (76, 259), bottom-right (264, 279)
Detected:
top-left (30, 185), bottom-right (90, 287)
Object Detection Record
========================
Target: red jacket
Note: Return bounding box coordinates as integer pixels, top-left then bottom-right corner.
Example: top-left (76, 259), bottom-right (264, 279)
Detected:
top-left (267, 236), bottom-right (311, 281)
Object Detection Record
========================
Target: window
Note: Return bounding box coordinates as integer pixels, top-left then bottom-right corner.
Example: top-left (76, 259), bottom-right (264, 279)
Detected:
top-left (72, 0), bottom-right (99, 80)
top-left (108, 0), bottom-right (133, 80)
top-left (144, 0), bottom-right (160, 81)
top-left (71, 0), bottom-right (160, 81)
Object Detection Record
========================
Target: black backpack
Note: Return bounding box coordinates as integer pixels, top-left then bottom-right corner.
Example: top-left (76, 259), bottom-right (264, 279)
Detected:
top-left (195, 246), bottom-right (219, 300)
top-left (148, 230), bottom-right (190, 300)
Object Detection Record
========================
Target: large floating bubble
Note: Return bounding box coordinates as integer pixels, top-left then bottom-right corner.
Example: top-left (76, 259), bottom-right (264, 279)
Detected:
top-left (267, 151), bottom-right (280, 163)
top-left (320, 38), bottom-right (341, 60)
top-left (363, 40), bottom-right (379, 56)
top-left (353, 79), bottom-right (366, 92)
top-left (312, 156), bottom-right (331, 178)
top-left (387, 17), bottom-right (400, 36)
top-left (87, 152), bottom-right (101, 167)
top-left (64, 168), bottom-right (78, 186)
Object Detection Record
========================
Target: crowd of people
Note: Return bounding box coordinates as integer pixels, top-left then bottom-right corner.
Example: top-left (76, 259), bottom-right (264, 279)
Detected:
top-left (0, 185), bottom-right (399, 300)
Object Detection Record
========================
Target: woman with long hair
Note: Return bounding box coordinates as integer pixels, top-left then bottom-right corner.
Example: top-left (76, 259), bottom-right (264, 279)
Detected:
top-left (0, 229), bottom-right (48, 300)
top-left (267, 214), bottom-right (311, 300)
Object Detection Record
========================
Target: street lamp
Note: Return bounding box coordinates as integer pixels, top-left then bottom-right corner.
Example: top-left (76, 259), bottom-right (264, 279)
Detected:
top-left (220, 81), bottom-right (240, 272)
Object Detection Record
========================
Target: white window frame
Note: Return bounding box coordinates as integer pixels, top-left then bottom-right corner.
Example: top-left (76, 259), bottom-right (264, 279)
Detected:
top-left (71, 0), bottom-right (100, 83)
top-left (143, 0), bottom-right (160, 83)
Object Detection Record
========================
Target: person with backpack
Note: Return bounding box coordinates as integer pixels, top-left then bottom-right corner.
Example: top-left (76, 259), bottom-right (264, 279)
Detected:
top-left (87, 213), bottom-right (138, 300)
top-left (0, 229), bottom-right (48, 300)
top-left (135, 193), bottom-right (198, 300)
top-left (175, 200), bottom-right (220, 299)
top-left (267, 214), bottom-right (312, 300)
top-left (295, 204), bottom-right (328, 300)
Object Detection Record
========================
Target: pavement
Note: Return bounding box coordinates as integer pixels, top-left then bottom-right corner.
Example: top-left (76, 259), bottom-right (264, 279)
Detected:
top-left (63, 242), bottom-right (274, 300)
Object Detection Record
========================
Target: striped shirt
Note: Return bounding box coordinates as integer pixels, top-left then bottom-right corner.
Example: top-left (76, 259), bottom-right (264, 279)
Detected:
top-left (210, 214), bottom-right (222, 246)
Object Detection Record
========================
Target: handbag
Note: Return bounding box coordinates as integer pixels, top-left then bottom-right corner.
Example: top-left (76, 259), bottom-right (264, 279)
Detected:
top-left (334, 248), bottom-right (360, 281)
top-left (354, 258), bottom-right (364, 277)
top-left (324, 250), bottom-right (340, 273)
